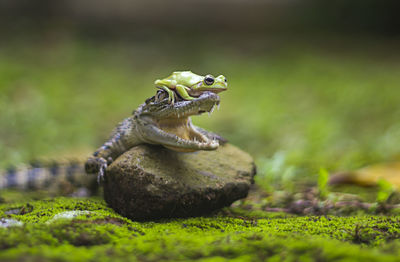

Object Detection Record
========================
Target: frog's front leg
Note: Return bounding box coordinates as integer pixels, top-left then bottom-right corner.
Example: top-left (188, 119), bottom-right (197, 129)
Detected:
top-left (158, 86), bottom-right (176, 104)
top-left (175, 84), bottom-right (196, 101)
top-left (155, 79), bottom-right (177, 104)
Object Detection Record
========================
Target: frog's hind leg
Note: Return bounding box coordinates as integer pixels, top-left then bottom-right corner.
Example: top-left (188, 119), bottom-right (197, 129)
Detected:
top-left (175, 84), bottom-right (196, 101)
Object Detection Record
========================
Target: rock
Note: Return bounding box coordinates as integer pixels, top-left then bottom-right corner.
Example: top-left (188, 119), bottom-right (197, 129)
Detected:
top-left (46, 211), bottom-right (93, 224)
top-left (0, 218), bottom-right (23, 228)
top-left (103, 143), bottom-right (256, 220)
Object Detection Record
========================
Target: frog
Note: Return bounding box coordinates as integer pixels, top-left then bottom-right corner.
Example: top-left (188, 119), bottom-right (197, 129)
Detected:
top-left (154, 71), bottom-right (228, 104)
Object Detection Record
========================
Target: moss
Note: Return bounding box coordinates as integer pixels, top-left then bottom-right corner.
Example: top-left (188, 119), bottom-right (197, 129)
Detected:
top-left (1, 197), bottom-right (400, 261)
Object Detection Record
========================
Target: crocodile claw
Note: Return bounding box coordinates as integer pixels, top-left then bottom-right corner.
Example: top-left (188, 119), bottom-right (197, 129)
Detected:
top-left (85, 156), bottom-right (108, 184)
top-left (97, 162), bottom-right (107, 183)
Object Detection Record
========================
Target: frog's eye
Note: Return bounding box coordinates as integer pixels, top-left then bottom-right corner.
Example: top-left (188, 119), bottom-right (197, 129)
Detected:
top-left (224, 77), bottom-right (227, 82)
top-left (204, 75), bottom-right (214, 85)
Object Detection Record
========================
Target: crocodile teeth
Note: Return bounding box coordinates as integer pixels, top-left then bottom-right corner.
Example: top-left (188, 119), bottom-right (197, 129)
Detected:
top-left (210, 105), bottom-right (215, 114)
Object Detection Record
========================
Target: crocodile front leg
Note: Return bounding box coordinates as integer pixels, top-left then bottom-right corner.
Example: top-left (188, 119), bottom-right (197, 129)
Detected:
top-left (85, 156), bottom-right (109, 183)
top-left (85, 117), bottom-right (142, 182)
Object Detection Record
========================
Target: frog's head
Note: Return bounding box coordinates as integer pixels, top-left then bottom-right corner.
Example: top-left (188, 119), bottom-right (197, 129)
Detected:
top-left (188, 74), bottom-right (228, 97)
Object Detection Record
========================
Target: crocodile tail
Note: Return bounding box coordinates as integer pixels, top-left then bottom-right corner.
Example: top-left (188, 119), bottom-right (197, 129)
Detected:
top-left (0, 160), bottom-right (98, 196)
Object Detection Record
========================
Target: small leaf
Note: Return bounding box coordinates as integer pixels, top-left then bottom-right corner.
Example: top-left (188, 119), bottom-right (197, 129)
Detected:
top-left (318, 168), bottom-right (329, 199)
top-left (330, 162), bottom-right (400, 188)
top-left (376, 178), bottom-right (394, 203)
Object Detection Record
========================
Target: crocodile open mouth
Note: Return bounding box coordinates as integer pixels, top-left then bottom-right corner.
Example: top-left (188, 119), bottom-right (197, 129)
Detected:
top-left (157, 117), bottom-right (207, 141)
top-left (158, 119), bottom-right (217, 152)
top-left (155, 92), bottom-right (220, 152)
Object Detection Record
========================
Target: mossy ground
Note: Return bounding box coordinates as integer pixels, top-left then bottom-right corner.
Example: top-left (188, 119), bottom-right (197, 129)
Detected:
top-left (1, 32), bottom-right (400, 260)
top-left (1, 195), bottom-right (400, 261)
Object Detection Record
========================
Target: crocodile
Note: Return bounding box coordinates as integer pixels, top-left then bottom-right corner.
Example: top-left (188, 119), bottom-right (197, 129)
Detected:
top-left (0, 90), bottom-right (225, 193)
top-left (85, 90), bottom-right (225, 181)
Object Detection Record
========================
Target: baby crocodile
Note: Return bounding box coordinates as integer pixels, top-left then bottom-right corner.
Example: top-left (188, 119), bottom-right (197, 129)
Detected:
top-left (85, 90), bottom-right (225, 181)
top-left (0, 91), bottom-right (225, 192)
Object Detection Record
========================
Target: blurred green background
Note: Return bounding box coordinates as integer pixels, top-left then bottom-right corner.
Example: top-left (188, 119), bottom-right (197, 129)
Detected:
top-left (1, 0), bottom-right (400, 185)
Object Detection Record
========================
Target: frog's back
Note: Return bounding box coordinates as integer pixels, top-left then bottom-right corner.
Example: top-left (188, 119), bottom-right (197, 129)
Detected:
top-left (172, 71), bottom-right (203, 87)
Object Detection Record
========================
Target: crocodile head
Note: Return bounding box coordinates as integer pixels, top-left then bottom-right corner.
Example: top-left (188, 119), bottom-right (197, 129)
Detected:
top-left (135, 91), bottom-right (221, 152)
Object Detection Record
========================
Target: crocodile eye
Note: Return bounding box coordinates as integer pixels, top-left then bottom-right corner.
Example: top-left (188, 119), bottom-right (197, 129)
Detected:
top-left (204, 75), bottom-right (214, 85)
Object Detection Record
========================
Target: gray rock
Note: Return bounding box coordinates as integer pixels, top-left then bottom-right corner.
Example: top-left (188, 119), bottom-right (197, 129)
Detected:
top-left (46, 211), bottom-right (93, 224)
top-left (0, 218), bottom-right (23, 228)
top-left (103, 143), bottom-right (256, 220)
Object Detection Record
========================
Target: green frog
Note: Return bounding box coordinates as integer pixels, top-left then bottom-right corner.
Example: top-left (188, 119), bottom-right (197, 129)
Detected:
top-left (154, 71), bottom-right (228, 104)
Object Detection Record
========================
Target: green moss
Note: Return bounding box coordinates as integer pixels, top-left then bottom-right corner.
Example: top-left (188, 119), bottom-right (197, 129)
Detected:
top-left (1, 197), bottom-right (400, 261)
